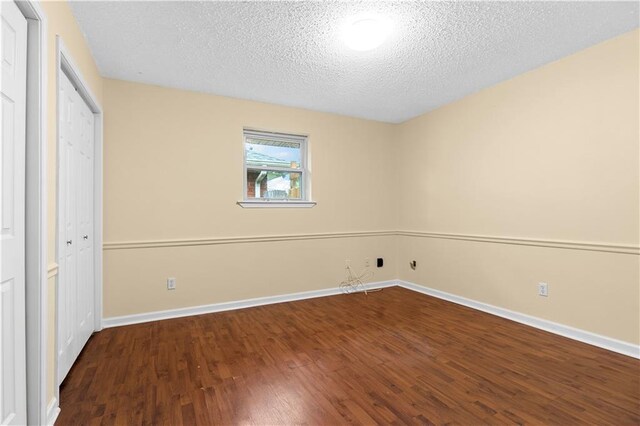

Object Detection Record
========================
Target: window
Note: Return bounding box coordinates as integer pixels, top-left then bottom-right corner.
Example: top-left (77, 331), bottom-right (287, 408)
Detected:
top-left (239, 129), bottom-right (315, 208)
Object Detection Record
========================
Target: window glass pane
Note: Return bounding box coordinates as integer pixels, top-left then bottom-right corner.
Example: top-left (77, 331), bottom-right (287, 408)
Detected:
top-left (245, 136), bottom-right (302, 169)
top-left (246, 170), bottom-right (302, 199)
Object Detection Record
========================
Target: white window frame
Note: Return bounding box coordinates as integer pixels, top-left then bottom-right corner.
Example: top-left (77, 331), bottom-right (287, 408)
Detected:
top-left (238, 129), bottom-right (316, 208)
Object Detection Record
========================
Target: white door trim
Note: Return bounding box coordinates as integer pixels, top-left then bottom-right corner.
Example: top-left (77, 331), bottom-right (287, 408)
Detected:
top-left (55, 35), bottom-right (103, 391)
top-left (11, 0), bottom-right (48, 424)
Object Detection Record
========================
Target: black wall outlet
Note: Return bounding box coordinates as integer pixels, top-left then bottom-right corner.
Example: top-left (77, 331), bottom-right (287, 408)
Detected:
top-left (377, 258), bottom-right (384, 268)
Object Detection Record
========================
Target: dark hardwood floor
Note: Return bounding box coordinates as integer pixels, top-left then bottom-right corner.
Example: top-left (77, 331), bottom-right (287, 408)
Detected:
top-left (56, 286), bottom-right (639, 425)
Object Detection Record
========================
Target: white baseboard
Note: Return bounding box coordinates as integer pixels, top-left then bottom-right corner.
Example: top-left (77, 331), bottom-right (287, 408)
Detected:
top-left (397, 280), bottom-right (640, 359)
top-left (102, 278), bottom-right (638, 359)
top-left (46, 397), bottom-right (60, 426)
top-left (103, 280), bottom-right (397, 328)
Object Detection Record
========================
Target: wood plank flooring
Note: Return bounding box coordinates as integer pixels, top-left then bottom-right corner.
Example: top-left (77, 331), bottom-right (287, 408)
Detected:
top-left (56, 286), bottom-right (640, 425)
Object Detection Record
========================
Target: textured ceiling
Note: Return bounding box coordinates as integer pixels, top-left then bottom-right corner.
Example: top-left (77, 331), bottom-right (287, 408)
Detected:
top-left (70, 1), bottom-right (639, 123)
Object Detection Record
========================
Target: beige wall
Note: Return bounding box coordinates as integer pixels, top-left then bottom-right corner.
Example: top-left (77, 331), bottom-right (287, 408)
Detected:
top-left (102, 30), bottom-right (639, 345)
top-left (105, 236), bottom-right (398, 317)
top-left (397, 29), bottom-right (640, 344)
top-left (102, 79), bottom-right (399, 318)
top-left (40, 0), bottom-right (103, 406)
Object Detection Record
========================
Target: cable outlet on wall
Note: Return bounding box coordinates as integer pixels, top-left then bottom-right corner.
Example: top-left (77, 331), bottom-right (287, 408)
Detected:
top-left (538, 282), bottom-right (548, 297)
top-left (345, 259), bottom-right (351, 269)
top-left (364, 258), bottom-right (370, 268)
top-left (167, 277), bottom-right (177, 290)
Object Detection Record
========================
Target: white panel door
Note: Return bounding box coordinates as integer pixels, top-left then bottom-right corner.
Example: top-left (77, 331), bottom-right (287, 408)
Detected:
top-left (58, 70), bottom-right (95, 383)
top-left (0, 1), bottom-right (28, 425)
top-left (75, 87), bottom-right (94, 352)
top-left (58, 69), bottom-right (77, 383)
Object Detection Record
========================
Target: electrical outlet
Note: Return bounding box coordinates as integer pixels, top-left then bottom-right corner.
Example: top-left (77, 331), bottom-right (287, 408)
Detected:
top-left (538, 282), bottom-right (548, 297)
top-left (167, 277), bottom-right (176, 290)
top-left (345, 259), bottom-right (351, 268)
top-left (364, 258), bottom-right (370, 268)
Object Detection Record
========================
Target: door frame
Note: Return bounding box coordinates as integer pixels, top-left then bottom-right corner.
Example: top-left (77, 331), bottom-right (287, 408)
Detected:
top-left (55, 35), bottom-right (103, 391)
top-left (13, 0), bottom-right (48, 424)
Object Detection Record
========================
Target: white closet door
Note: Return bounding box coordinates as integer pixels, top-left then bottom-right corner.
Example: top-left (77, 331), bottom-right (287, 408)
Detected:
top-left (58, 70), bottom-right (95, 383)
top-left (75, 87), bottom-right (94, 351)
top-left (58, 69), bottom-right (78, 383)
top-left (0, 1), bottom-right (28, 424)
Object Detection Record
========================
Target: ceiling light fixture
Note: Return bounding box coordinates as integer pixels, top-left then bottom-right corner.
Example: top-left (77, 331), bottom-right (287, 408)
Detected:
top-left (343, 16), bottom-right (391, 51)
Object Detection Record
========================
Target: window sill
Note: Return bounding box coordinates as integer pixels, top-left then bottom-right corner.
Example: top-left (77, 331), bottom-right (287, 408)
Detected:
top-left (237, 200), bottom-right (317, 209)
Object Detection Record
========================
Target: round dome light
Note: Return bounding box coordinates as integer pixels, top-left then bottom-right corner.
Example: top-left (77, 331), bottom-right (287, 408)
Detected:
top-left (343, 17), bottom-right (391, 51)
